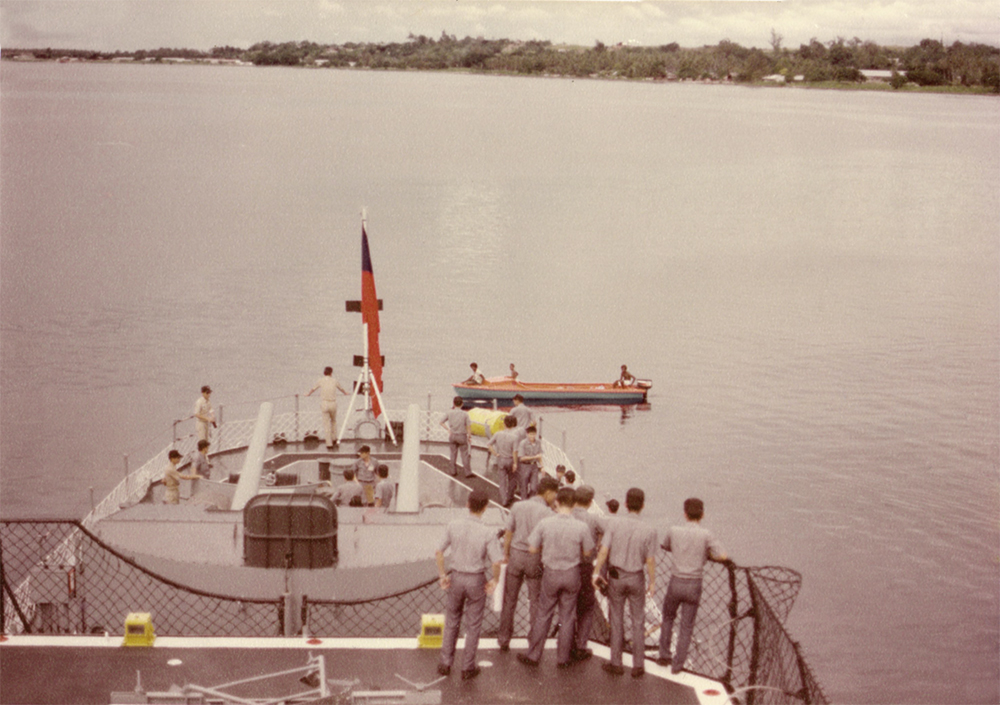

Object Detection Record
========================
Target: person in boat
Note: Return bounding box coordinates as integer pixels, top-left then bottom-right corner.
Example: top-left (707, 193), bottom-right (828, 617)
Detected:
top-left (353, 445), bottom-right (377, 506)
top-left (571, 486), bottom-right (606, 663)
top-left (306, 367), bottom-right (348, 450)
top-left (517, 487), bottom-right (594, 669)
top-left (514, 425), bottom-right (544, 499)
top-left (440, 396), bottom-right (473, 478)
top-left (592, 487), bottom-right (658, 678)
top-left (163, 449), bottom-right (199, 505)
top-left (498, 475), bottom-right (559, 652)
top-left (613, 365), bottom-right (637, 388)
top-left (508, 363), bottom-right (519, 382)
top-left (331, 468), bottom-right (364, 507)
top-left (193, 386), bottom-right (216, 442)
top-left (373, 464), bottom-right (393, 511)
top-left (463, 362), bottom-right (486, 385)
top-left (509, 394), bottom-right (536, 429)
top-left (192, 440), bottom-right (212, 480)
top-left (436, 489), bottom-right (502, 681)
top-left (487, 415), bottom-right (520, 507)
top-left (657, 498), bottom-right (728, 675)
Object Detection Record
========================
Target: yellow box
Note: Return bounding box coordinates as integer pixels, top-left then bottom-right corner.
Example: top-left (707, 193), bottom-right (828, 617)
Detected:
top-left (122, 612), bottom-right (155, 647)
top-left (417, 613), bottom-right (444, 649)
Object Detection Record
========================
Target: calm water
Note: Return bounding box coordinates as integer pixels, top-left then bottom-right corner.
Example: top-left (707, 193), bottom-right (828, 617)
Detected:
top-left (1, 63), bottom-right (998, 703)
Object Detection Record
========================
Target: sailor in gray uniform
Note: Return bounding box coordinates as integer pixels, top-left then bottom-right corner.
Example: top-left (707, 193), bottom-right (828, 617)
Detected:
top-left (486, 415), bottom-right (520, 506)
top-left (592, 487), bottom-right (658, 677)
top-left (436, 489), bottom-right (502, 681)
top-left (571, 485), bottom-right (605, 661)
top-left (517, 487), bottom-right (594, 669)
top-left (498, 475), bottom-right (559, 651)
top-left (440, 396), bottom-right (473, 477)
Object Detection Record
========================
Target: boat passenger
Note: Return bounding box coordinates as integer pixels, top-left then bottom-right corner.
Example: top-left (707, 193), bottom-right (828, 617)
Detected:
top-left (517, 487), bottom-right (594, 669)
top-left (353, 445), bottom-right (377, 505)
top-left (193, 386), bottom-right (216, 442)
top-left (373, 464), bottom-right (393, 511)
top-left (514, 425), bottom-right (544, 498)
top-left (657, 498), bottom-right (728, 675)
top-left (509, 394), bottom-right (536, 429)
top-left (592, 487), bottom-right (658, 678)
top-left (498, 476), bottom-right (559, 652)
top-left (331, 469), bottom-right (364, 507)
top-left (163, 450), bottom-right (198, 505)
top-left (463, 362), bottom-right (486, 385)
top-left (508, 363), bottom-right (519, 382)
top-left (192, 440), bottom-right (212, 480)
top-left (487, 415), bottom-right (520, 507)
top-left (436, 489), bottom-right (502, 681)
top-left (440, 396), bottom-right (473, 477)
top-left (306, 367), bottom-right (348, 450)
top-left (572, 486), bottom-right (606, 663)
top-left (613, 365), bottom-right (637, 388)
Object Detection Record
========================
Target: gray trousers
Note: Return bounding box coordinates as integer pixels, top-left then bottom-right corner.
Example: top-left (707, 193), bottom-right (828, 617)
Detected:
top-left (440, 571), bottom-right (487, 673)
top-left (574, 561), bottom-right (597, 651)
top-left (517, 463), bottom-right (538, 499)
top-left (659, 576), bottom-right (702, 673)
top-left (496, 458), bottom-right (515, 506)
top-left (498, 548), bottom-right (542, 648)
top-left (525, 566), bottom-right (580, 664)
top-left (608, 569), bottom-right (646, 669)
top-left (449, 434), bottom-right (471, 476)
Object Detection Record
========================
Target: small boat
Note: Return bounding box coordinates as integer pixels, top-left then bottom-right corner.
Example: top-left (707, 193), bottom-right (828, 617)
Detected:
top-left (453, 378), bottom-right (651, 406)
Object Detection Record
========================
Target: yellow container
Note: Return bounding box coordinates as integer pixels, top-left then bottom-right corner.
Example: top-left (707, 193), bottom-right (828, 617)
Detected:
top-left (417, 613), bottom-right (444, 648)
top-left (468, 408), bottom-right (507, 438)
top-left (122, 612), bottom-right (155, 647)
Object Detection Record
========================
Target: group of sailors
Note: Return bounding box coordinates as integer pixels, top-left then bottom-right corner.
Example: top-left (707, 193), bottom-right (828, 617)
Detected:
top-left (325, 445), bottom-right (394, 509)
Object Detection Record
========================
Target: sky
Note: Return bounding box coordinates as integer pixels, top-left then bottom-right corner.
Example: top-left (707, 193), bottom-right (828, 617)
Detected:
top-left (1, 0), bottom-right (998, 52)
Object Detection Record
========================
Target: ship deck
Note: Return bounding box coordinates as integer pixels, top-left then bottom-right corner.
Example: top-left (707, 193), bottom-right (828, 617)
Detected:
top-left (0, 635), bottom-right (730, 705)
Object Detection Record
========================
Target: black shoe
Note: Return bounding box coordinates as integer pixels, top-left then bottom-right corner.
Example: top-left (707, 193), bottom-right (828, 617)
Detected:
top-left (571, 648), bottom-right (593, 662)
top-left (517, 654), bottom-right (539, 668)
top-left (631, 667), bottom-right (645, 678)
top-left (557, 661), bottom-right (573, 669)
top-left (655, 656), bottom-right (672, 667)
top-left (464, 473), bottom-right (475, 478)
top-left (602, 663), bottom-right (624, 676)
top-left (461, 667), bottom-right (481, 680)
top-left (499, 643), bottom-right (510, 653)
top-left (437, 664), bottom-right (451, 676)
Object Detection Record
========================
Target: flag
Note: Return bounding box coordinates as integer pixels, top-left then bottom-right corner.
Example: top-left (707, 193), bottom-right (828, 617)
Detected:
top-left (361, 224), bottom-right (383, 417)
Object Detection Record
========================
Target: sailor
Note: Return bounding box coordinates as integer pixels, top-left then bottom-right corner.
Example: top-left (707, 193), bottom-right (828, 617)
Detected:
top-left (373, 464), bottom-right (393, 510)
top-left (353, 445), bottom-right (377, 505)
top-left (517, 487), bottom-right (594, 669)
top-left (486, 415), bottom-right (520, 507)
top-left (463, 362), bottom-right (486, 385)
top-left (498, 475), bottom-right (559, 651)
top-left (163, 449), bottom-right (198, 505)
top-left (571, 485), bottom-right (605, 662)
top-left (509, 394), bottom-right (535, 429)
top-left (193, 386), bottom-right (216, 443)
top-left (306, 367), bottom-right (348, 449)
top-left (436, 489), bottom-right (502, 681)
top-left (440, 396), bottom-right (473, 478)
top-left (614, 365), bottom-right (637, 388)
top-left (192, 440), bottom-right (212, 480)
top-left (592, 487), bottom-right (658, 677)
top-left (513, 425), bottom-right (544, 498)
top-left (657, 498), bottom-right (728, 674)
top-left (331, 468), bottom-right (364, 507)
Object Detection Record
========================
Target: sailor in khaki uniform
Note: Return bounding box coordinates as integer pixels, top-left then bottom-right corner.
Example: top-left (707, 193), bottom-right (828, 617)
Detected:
top-left (517, 487), bottom-right (594, 668)
top-left (436, 489), bottom-right (502, 681)
top-left (306, 366), bottom-right (348, 449)
top-left (193, 386), bottom-right (215, 443)
top-left (592, 487), bottom-right (658, 677)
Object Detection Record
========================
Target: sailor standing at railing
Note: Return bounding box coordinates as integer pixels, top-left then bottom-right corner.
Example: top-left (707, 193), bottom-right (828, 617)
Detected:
top-left (193, 386), bottom-right (216, 442)
top-left (306, 366), bottom-right (348, 450)
top-left (487, 415), bottom-right (520, 507)
top-left (163, 450), bottom-right (199, 505)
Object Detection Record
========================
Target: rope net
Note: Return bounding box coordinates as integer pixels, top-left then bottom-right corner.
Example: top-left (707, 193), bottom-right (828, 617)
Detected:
top-left (2, 520), bottom-right (826, 704)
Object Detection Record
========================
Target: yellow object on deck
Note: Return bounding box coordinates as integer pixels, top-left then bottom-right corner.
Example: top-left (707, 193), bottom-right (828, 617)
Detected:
top-left (468, 408), bottom-right (507, 438)
top-left (122, 612), bottom-right (155, 647)
top-left (417, 613), bottom-right (444, 648)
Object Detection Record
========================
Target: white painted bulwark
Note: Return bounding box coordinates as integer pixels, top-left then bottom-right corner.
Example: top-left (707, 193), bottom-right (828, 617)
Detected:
top-left (395, 404), bottom-right (421, 513)
top-left (230, 403), bottom-right (274, 511)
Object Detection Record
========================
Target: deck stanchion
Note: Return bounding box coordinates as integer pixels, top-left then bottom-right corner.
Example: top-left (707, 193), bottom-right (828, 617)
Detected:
top-left (172, 420), bottom-right (178, 448)
top-left (562, 430), bottom-right (567, 453)
top-left (294, 394), bottom-right (300, 443)
top-left (123, 455), bottom-right (129, 495)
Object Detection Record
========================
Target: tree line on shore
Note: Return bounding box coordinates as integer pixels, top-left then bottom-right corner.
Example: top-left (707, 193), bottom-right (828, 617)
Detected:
top-left (5, 32), bottom-right (998, 92)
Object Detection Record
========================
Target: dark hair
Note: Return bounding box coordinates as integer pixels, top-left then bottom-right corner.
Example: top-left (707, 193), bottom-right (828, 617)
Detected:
top-left (574, 485), bottom-right (595, 505)
top-left (625, 488), bottom-right (645, 512)
top-left (526, 425), bottom-right (537, 434)
top-left (684, 497), bottom-right (704, 521)
top-left (504, 415), bottom-right (517, 428)
top-left (343, 469), bottom-right (355, 481)
top-left (201, 385), bottom-right (211, 394)
top-left (538, 476), bottom-right (560, 495)
top-left (376, 464), bottom-right (389, 479)
top-left (556, 464), bottom-right (566, 474)
top-left (324, 366), bottom-right (333, 375)
top-left (606, 498), bottom-right (620, 514)
top-left (359, 445), bottom-right (371, 454)
top-left (197, 440), bottom-right (210, 451)
top-left (470, 362), bottom-right (478, 369)
top-left (453, 396), bottom-right (464, 407)
top-left (468, 489), bottom-right (490, 513)
top-left (556, 487), bottom-right (576, 507)
top-left (168, 450), bottom-right (182, 460)
top-left (564, 470), bottom-right (576, 484)
top-left (513, 394), bottom-right (524, 403)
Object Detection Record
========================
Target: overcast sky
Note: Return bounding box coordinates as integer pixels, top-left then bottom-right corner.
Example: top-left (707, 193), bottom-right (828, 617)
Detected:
top-left (2, 0), bottom-right (998, 52)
